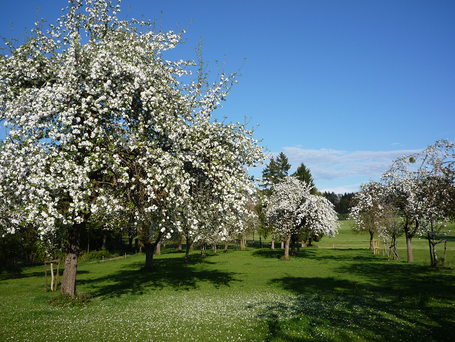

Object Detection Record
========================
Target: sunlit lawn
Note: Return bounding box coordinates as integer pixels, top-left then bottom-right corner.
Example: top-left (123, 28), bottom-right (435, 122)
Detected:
top-left (1, 221), bottom-right (454, 341)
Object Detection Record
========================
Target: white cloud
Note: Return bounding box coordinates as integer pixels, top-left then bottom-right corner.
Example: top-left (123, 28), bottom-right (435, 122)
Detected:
top-left (271, 146), bottom-right (422, 181)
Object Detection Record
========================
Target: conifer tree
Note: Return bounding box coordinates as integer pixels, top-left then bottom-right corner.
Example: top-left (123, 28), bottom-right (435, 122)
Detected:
top-left (275, 152), bottom-right (291, 179)
top-left (293, 162), bottom-right (317, 195)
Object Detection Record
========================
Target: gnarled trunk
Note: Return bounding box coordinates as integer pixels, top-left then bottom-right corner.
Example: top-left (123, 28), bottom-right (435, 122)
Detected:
top-left (61, 224), bottom-right (83, 298)
top-left (369, 230), bottom-right (375, 250)
top-left (284, 235), bottom-right (291, 260)
top-left (406, 233), bottom-right (413, 263)
top-left (144, 241), bottom-right (155, 270)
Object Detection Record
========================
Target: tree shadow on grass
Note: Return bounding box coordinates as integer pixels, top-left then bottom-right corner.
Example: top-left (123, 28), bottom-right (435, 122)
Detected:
top-left (336, 261), bottom-right (455, 305)
top-left (252, 263), bottom-right (455, 342)
top-left (251, 248), bottom-right (379, 263)
top-left (251, 249), bottom-right (289, 259)
top-left (0, 267), bottom-right (40, 280)
top-left (78, 256), bottom-right (239, 299)
top-left (0, 267), bottom-right (89, 281)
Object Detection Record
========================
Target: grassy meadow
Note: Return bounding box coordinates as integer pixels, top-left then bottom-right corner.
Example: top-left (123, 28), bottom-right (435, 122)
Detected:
top-left (1, 221), bottom-right (455, 341)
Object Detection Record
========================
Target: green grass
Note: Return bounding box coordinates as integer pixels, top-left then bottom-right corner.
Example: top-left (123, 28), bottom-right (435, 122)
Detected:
top-left (1, 221), bottom-right (455, 341)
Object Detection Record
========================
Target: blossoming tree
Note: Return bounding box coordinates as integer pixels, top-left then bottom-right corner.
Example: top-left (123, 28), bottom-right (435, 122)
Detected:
top-left (380, 139), bottom-right (454, 263)
top-left (349, 180), bottom-right (402, 258)
top-left (265, 176), bottom-right (338, 260)
top-left (351, 140), bottom-right (454, 263)
top-left (0, 0), bottom-right (263, 297)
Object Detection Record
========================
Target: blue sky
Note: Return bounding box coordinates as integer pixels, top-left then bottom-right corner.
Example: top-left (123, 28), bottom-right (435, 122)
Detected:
top-left (1, 0), bottom-right (454, 193)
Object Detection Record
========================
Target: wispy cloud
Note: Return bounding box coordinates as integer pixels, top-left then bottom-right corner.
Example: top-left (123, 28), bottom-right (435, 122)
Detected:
top-left (270, 147), bottom-right (422, 181)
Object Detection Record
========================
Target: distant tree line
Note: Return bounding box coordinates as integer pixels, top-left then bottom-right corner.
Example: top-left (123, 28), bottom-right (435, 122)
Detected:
top-left (321, 192), bottom-right (355, 217)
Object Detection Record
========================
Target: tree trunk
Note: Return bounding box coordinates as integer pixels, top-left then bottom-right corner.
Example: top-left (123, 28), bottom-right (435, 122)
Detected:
top-left (290, 234), bottom-right (296, 256)
top-left (177, 236), bottom-right (182, 251)
top-left (428, 234), bottom-right (434, 266)
top-left (432, 242), bottom-right (439, 267)
top-left (308, 237), bottom-right (313, 247)
top-left (224, 241), bottom-right (229, 253)
top-left (240, 235), bottom-right (246, 250)
top-left (281, 241), bottom-right (284, 249)
top-left (284, 235), bottom-right (291, 260)
top-left (102, 232), bottom-right (107, 250)
top-left (406, 233), bottom-right (414, 263)
top-left (61, 225), bottom-right (82, 298)
top-left (404, 219), bottom-right (415, 263)
top-left (155, 241), bottom-right (161, 255)
top-left (185, 237), bottom-right (191, 263)
top-left (144, 242), bottom-right (155, 270)
top-left (369, 230), bottom-right (375, 250)
top-left (391, 234), bottom-right (399, 260)
top-left (212, 244), bottom-right (217, 255)
top-left (201, 244), bottom-right (206, 258)
top-left (271, 239), bottom-right (275, 249)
